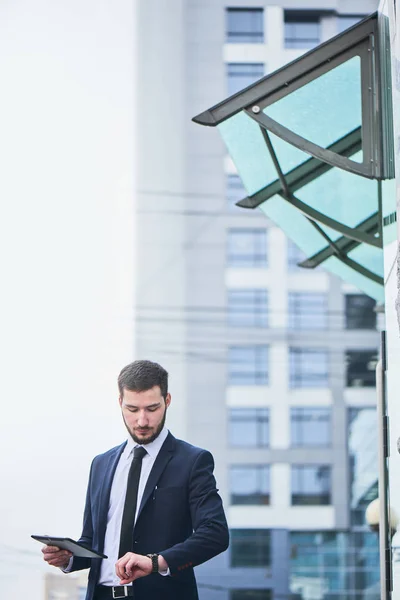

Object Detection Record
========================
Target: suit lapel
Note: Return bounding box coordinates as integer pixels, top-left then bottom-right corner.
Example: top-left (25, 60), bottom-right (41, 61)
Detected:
top-left (97, 443), bottom-right (126, 543)
top-left (136, 432), bottom-right (176, 523)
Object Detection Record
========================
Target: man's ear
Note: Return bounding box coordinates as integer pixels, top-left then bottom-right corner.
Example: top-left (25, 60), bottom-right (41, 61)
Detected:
top-left (118, 395), bottom-right (123, 408)
top-left (165, 393), bottom-right (171, 408)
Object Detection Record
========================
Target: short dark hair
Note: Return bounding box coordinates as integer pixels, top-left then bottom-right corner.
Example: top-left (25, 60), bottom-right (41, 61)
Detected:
top-left (118, 360), bottom-right (168, 399)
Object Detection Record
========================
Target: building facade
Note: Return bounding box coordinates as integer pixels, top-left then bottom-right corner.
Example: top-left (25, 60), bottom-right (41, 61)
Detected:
top-left (135, 2), bottom-right (381, 598)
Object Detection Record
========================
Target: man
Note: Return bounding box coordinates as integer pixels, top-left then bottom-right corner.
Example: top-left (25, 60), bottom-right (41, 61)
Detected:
top-left (42, 360), bottom-right (229, 600)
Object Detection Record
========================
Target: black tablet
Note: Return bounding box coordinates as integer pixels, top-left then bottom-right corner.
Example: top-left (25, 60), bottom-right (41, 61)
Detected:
top-left (31, 535), bottom-right (107, 559)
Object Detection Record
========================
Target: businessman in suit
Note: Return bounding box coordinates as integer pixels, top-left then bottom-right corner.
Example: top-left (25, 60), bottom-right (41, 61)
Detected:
top-left (42, 359), bottom-right (229, 600)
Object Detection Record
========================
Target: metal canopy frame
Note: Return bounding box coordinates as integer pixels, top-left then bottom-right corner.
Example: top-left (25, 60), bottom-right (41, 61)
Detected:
top-left (192, 11), bottom-right (394, 286)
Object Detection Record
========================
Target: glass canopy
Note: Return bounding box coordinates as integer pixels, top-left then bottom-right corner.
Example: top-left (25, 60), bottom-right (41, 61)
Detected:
top-left (193, 12), bottom-right (396, 302)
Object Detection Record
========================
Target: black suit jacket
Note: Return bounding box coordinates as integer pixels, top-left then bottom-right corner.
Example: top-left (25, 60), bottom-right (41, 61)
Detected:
top-left (70, 432), bottom-right (229, 600)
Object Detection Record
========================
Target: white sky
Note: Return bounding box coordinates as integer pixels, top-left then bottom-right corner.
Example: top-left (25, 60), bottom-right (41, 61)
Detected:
top-left (0, 2), bottom-right (136, 597)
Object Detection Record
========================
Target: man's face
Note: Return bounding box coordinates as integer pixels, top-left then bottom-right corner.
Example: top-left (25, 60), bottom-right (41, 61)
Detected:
top-left (119, 386), bottom-right (171, 445)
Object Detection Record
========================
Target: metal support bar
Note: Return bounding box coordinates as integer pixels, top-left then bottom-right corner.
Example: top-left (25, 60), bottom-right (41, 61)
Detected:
top-left (259, 126), bottom-right (291, 198)
top-left (245, 109), bottom-right (373, 178)
top-left (237, 128), bottom-right (362, 209)
top-left (299, 213), bottom-right (380, 267)
top-left (253, 125), bottom-right (379, 247)
top-left (283, 193), bottom-right (382, 248)
top-left (377, 330), bottom-right (392, 600)
top-left (192, 14), bottom-right (377, 126)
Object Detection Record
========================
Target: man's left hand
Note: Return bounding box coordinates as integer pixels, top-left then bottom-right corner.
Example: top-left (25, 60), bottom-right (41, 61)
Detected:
top-left (115, 553), bottom-right (152, 584)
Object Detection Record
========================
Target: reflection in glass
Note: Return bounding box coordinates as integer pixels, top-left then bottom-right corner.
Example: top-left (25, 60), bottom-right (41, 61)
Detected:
top-left (345, 294), bottom-right (377, 330)
top-left (290, 531), bottom-right (379, 598)
top-left (346, 350), bottom-right (378, 387)
top-left (348, 407), bottom-right (378, 526)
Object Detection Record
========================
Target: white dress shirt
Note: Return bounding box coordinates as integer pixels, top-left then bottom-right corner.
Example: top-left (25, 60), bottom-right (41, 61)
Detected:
top-left (99, 426), bottom-right (169, 585)
top-left (64, 427), bottom-right (169, 585)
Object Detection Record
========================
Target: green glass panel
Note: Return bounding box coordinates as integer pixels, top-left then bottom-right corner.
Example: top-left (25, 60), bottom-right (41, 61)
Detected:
top-left (259, 195), bottom-right (384, 302)
top-left (324, 256), bottom-right (384, 303)
top-left (269, 133), bottom-right (311, 178)
top-left (294, 151), bottom-right (378, 239)
top-left (259, 196), bottom-right (328, 255)
top-left (348, 244), bottom-right (383, 277)
top-left (265, 56), bottom-right (362, 161)
top-left (218, 112), bottom-right (277, 196)
top-left (219, 113), bottom-right (315, 196)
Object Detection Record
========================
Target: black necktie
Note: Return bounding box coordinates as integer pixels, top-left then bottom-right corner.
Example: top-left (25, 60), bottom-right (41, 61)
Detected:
top-left (118, 446), bottom-right (147, 558)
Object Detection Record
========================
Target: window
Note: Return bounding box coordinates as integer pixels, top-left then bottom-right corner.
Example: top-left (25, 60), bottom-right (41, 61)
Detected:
top-left (345, 294), bottom-right (376, 329)
top-left (231, 529), bottom-right (270, 567)
top-left (228, 289), bottom-right (268, 328)
top-left (228, 346), bottom-right (268, 385)
top-left (229, 408), bottom-right (269, 447)
top-left (284, 11), bottom-right (320, 49)
top-left (288, 292), bottom-right (327, 329)
top-left (348, 407), bottom-right (378, 526)
top-left (227, 228), bottom-right (267, 267)
top-left (227, 63), bottom-right (265, 96)
top-left (226, 8), bottom-right (264, 43)
top-left (291, 465), bottom-right (331, 505)
top-left (287, 239), bottom-right (307, 271)
top-left (337, 15), bottom-right (364, 33)
top-left (230, 591), bottom-right (272, 600)
top-left (227, 173), bottom-right (246, 212)
top-left (346, 350), bottom-right (378, 387)
top-left (230, 465), bottom-right (270, 505)
top-left (291, 407), bottom-right (331, 447)
top-left (290, 531), bottom-right (380, 596)
top-left (289, 348), bottom-right (329, 388)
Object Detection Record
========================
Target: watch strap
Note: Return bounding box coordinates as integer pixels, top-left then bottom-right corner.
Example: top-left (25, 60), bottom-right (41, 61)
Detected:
top-left (146, 553), bottom-right (159, 574)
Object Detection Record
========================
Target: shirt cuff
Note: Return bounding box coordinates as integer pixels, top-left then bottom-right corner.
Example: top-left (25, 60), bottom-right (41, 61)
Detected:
top-left (61, 556), bottom-right (74, 573)
top-left (158, 555), bottom-right (170, 576)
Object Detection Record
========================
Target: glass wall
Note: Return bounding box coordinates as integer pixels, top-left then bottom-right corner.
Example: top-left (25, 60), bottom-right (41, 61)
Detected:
top-left (289, 531), bottom-right (380, 599)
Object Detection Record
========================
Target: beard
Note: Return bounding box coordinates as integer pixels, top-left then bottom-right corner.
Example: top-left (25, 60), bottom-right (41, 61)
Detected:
top-left (123, 406), bottom-right (167, 445)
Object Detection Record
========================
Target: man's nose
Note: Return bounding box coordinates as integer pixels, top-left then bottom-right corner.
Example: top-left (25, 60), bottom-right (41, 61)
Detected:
top-left (137, 411), bottom-right (149, 427)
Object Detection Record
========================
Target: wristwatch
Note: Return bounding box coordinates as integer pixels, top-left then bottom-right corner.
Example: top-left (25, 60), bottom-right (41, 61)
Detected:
top-left (146, 553), bottom-right (159, 574)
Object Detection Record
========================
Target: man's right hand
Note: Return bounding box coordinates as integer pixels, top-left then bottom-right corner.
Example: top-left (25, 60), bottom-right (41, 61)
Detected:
top-left (41, 545), bottom-right (72, 569)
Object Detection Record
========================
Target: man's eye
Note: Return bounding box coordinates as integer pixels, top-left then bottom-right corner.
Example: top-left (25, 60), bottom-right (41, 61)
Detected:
top-left (148, 408), bottom-right (158, 412)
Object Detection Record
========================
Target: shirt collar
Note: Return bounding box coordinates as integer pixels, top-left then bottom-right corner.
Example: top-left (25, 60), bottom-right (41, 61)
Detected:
top-left (125, 427), bottom-right (169, 460)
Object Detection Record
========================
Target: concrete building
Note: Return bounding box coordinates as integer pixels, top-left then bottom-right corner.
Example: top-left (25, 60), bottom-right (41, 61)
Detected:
top-left (135, 2), bottom-right (380, 598)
